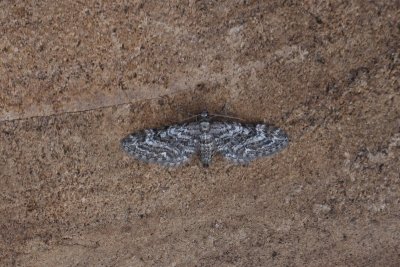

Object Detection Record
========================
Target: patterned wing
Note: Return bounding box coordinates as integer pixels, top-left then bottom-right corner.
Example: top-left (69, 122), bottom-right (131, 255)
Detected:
top-left (121, 122), bottom-right (201, 166)
top-left (211, 122), bottom-right (288, 164)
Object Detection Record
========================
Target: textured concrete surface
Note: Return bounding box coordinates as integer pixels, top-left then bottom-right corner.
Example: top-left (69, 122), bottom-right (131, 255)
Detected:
top-left (1, 0), bottom-right (400, 266)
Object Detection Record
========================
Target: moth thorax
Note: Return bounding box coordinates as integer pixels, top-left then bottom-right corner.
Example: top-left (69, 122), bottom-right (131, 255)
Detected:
top-left (200, 122), bottom-right (210, 132)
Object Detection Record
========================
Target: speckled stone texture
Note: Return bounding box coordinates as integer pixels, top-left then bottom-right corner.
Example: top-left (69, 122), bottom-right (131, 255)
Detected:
top-left (1, 0), bottom-right (399, 266)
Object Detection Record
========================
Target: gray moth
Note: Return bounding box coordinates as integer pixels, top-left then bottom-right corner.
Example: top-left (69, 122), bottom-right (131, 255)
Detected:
top-left (121, 111), bottom-right (288, 167)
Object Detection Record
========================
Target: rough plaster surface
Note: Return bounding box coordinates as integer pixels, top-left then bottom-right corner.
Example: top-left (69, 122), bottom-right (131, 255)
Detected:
top-left (1, 0), bottom-right (400, 266)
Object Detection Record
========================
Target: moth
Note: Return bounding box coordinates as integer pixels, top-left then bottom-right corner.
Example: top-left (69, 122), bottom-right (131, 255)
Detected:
top-left (121, 111), bottom-right (288, 167)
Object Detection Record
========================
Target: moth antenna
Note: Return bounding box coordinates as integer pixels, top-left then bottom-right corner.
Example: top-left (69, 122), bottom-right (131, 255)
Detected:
top-left (208, 113), bottom-right (245, 122)
top-left (178, 113), bottom-right (201, 123)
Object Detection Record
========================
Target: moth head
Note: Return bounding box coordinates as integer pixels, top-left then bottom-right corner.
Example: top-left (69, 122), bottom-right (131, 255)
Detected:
top-left (199, 111), bottom-right (209, 120)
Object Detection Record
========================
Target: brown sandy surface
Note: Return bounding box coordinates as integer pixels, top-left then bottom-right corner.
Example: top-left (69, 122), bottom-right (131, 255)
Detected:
top-left (1, 1), bottom-right (400, 266)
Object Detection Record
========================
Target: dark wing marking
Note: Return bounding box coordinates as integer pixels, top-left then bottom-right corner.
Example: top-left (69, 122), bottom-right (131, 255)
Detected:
top-left (211, 122), bottom-right (288, 164)
top-left (121, 122), bottom-right (201, 166)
